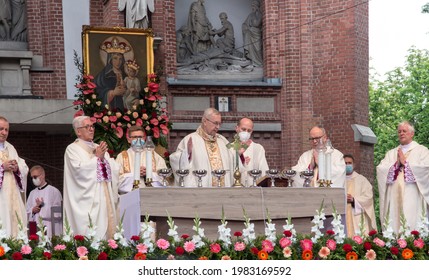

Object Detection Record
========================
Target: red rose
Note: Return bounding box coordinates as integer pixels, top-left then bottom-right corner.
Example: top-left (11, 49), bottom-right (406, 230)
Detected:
top-left (234, 231), bottom-right (243, 237)
top-left (175, 247), bottom-right (185, 255)
top-left (74, 235), bottom-right (85, 241)
top-left (326, 230), bottom-right (335, 236)
top-left (181, 234), bottom-right (189, 239)
top-left (148, 82), bottom-right (159, 93)
top-left (131, 235), bottom-right (140, 241)
top-left (97, 252), bottom-right (108, 260)
top-left (43, 252), bottom-right (52, 260)
top-left (283, 230), bottom-right (292, 237)
top-left (411, 230), bottom-right (420, 237)
top-left (364, 242), bottom-right (372, 251)
top-left (390, 247), bottom-right (399, 255)
top-left (368, 230), bottom-right (377, 236)
top-left (12, 252), bottom-right (23, 260)
top-left (250, 247), bottom-right (259, 255)
top-left (343, 244), bottom-right (353, 252)
top-left (29, 234), bottom-right (39, 241)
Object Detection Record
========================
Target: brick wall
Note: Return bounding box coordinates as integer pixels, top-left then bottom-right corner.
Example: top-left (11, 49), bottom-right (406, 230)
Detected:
top-left (19, 0), bottom-right (372, 191)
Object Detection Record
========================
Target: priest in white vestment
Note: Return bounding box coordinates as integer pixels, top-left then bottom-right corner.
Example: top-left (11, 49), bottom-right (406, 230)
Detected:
top-left (344, 154), bottom-right (376, 237)
top-left (233, 117), bottom-right (269, 187)
top-left (0, 116), bottom-right (28, 238)
top-left (291, 126), bottom-right (346, 188)
top-left (170, 108), bottom-right (233, 187)
top-left (377, 121), bottom-right (429, 234)
top-left (26, 165), bottom-right (62, 238)
top-left (63, 116), bottom-right (118, 239)
top-left (116, 125), bottom-right (168, 192)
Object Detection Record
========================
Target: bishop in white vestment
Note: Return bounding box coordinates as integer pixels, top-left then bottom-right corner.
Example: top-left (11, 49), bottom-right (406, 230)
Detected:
top-left (377, 121), bottom-right (429, 233)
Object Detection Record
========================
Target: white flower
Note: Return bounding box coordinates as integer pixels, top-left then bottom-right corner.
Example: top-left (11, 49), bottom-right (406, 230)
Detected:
top-left (0, 242), bottom-right (10, 253)
top-left (91, 240), bottom-right (100, 250)
top-left (265, 222), bottom-right (276, 242)
top-left (218, 222), bottom-right (231, 248)
top-left (242, 223), bottom-right (256, 244)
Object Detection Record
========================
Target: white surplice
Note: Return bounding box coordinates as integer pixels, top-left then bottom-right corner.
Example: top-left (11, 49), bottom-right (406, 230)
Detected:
top-left (291, 148), bottom-right (346, 188)
top-left (376, 141), bottom-right (429, 233)
top-left (0, 141), bottom-right (28, 237)
top-left (345, 172), bottom-right (377, 237)
top-left (26, 184), bottom-right (62, 237)
top-left (234, 141), bottom-right (269, 187)
top-left (170, 131), bottom-right (234, 187)
top-left (63, 139), bottom-right (118, 239)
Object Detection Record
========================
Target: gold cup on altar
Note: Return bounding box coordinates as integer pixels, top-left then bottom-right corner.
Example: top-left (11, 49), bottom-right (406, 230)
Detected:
top-left (192, 169), bottom-right (207, 188)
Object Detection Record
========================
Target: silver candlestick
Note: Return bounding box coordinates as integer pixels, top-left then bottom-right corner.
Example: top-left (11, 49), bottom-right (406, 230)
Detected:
top-left (192, 169), bottom-right (207, 188)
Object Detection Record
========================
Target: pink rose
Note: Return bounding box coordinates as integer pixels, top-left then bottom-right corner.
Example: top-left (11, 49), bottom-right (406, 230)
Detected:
top-left (109, 116), bottom-right (117, 122)
top-left (365, 249), bottom-right (376, 260)
top-left (108, 239), bottom-right (118, 249)
top-left (136, 243), bottom-right (148, 254)
top-left (210, 243), bottom-right (221, 253)
top-left (326, 239), bottom-right (337, 251)
top-left (373, 237), bottom-right (385, 247)
top-left (300, 239), bottom-right (313, 251)
top-left (136, 118), bottom-right (143, 126)
top-left (115, 126), bottom-right (124, 138)
top-left (76, 246), bottom-right (88, 257)
top-left (184, 241), bottom-right (196, 253)
top-left (150, 118), bottom-right (159, 126)
top-left (21, 245), bottom-right (32, 255)
top-left (156, 239), bottom-right (170, 250)
top-left (74, 110), bottom-right (84, 118)
top-left (153, 127), bottom-right (160, 138)
top-left (234, 242), bottom-right (246, 252)
top-left (261, 240), bottom-right (274, 253)
top-left (414, 238), bottom-right (425, 249)
top-left (279, 237), bottom-right (292, 248)
top-left (352, 235), bottom-right (363, 244)
top-left (123, 116), bottom-right (131, 121)
top-left (397, 239), bottom-right (407, 249)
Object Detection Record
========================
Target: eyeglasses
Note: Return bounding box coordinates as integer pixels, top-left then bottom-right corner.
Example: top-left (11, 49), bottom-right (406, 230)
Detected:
top-left (205, 118), bottom-right (222, 127)
top-left (309, 135), bottom-right (324, 141)
top-left (77, 125), bottom-right (95, 130)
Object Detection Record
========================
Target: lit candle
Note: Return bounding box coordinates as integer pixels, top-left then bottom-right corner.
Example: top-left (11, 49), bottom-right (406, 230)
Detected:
top-left (134, 151), bottom-right (141, 181)
top-left (146, 150), bottom-right (152, 180)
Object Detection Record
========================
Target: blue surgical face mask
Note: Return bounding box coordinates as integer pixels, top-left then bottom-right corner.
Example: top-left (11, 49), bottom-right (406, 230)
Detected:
top-left (346, 165), bottom-right (353, 175)
top-left (131, 138), bottom-right (145, 147)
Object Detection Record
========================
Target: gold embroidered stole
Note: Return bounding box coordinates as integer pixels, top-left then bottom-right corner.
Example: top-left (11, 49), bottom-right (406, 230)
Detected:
top-left (346, 179), bottom-right (355, 237)
top-left (121, 151), bottom-right (131, 173)
top-left (197, 126), bottom-right (224, 186)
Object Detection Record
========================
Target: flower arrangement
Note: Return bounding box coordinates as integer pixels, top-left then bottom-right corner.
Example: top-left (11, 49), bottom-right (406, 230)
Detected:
top-left (1, 206), bottom-right (429, 260)
top-left (72, 54), bottom-right (172, 157)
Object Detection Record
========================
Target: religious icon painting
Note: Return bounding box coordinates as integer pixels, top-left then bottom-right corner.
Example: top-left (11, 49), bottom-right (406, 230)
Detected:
top-left (81, 25), bottom-right (154, 111)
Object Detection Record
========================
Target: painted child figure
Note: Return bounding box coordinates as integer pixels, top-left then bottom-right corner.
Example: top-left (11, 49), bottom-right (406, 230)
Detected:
top-left (123, 60), bottom-right (141, 110)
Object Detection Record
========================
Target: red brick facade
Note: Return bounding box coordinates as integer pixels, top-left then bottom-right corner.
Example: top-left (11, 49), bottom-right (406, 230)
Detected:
top-left (13, 0), bottom-right (372, 190)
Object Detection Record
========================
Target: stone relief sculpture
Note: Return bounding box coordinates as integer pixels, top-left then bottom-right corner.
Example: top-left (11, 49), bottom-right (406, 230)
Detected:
top-left (118, 0), bottom-right (155, 29)
top-left (187, 0), bottom-right (214, 53)
top-left (0, 0), bottom-right (27, 42)
top-left (242, 0), bottom-right (263, 66)
top-left (176, 0), bottom-right (263, 74)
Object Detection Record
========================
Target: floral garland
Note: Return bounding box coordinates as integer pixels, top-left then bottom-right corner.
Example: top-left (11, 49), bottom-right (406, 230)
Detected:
top-left (1, 206), bottom-right (429, 260)
top-left (73, 56), bottom-right (172, 158)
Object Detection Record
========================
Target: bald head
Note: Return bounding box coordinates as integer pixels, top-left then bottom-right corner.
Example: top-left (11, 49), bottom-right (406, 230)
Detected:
top-left (236, 117), bottom-right (254, 134)
top-left (309, 126), bottom-right (327, 148)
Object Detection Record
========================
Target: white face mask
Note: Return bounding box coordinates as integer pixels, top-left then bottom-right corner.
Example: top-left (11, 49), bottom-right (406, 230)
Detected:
top-left (32, 177), bottom-right (41, 187)
top-left (238, 131), bottom-right (251, 142)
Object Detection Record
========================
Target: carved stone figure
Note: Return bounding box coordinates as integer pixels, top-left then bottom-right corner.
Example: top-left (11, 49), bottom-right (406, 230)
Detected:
top-left (0, 0), bottom-right (12, 40)
top-left (242, 0), bottom-right (263, 66)
top-left (10, 0), bottom-right (27, 42)
top-left (187, 0), bottom-right (214, 53)
top-left (176, 25), bottom-right (193, 63)
top-left (118, 0), bottom-right (155, 29)
top-left (210, 12), bottom-right (235, 52)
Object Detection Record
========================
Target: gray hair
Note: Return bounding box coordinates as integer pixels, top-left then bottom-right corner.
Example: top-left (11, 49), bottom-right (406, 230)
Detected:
top-left (72, 116), bottom-right (90, 132)
top-left (202, 108), bottom-right (220, 120)
top-left (398, 121), bottom-right (415, 133)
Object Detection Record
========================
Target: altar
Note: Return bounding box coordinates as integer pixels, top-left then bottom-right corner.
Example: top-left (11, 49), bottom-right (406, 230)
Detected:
top-left (140, 187), bottom-right (346, 240)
